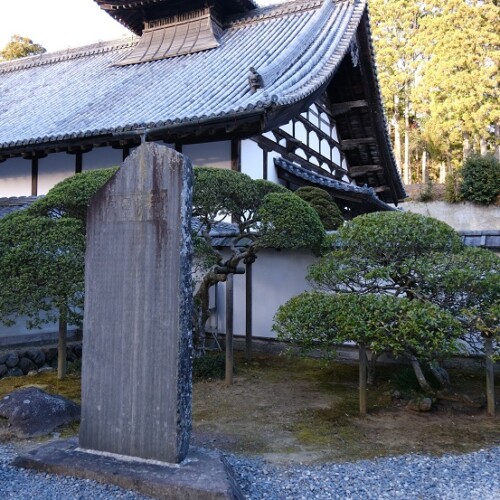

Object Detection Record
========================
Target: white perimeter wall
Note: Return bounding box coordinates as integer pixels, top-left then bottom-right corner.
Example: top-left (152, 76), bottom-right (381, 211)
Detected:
top-left (212, 248), bottom-right (316, 338)
top-left (0, 157), bottom-right (31, 197)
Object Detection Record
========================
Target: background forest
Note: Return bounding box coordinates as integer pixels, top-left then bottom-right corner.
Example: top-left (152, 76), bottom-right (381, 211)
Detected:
top-left (369, 0), bottom-right (499, 185)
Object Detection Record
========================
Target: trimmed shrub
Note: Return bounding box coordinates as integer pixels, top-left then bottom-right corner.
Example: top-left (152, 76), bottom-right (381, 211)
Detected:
top-left (460, 154), bottom-right (500, 205)
top-left (295, 186), bottom-right (344, 230)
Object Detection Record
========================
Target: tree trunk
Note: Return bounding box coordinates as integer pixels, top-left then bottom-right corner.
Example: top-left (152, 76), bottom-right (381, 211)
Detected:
top-left (359, 344), bottom-right (368, 416)
top-left (367, 351), bottom-right (378, 386)
top-left (393, 95), bottom-right (402, 174)
top-left (439, 161), bottom-right (446, 184)
top-left (409, 356), bottom-right (432, 392)
top-left (58, 308), bottom-right (67, 380)
top-left (421, 149), bottom-right (428, 184)
top-left (495, 123), bottom-right (500, 161)
top-left (225, 274), bottom-right (234, 386)
top-left (479, 137), bottom-right (488, 156)
top-left (485, 336), bottom-right (495, 417)
top-left (403, 97), bottom-right (410, 184)
top-left (428, 360), bottom-right (450, 389)
top-left (463, 132), bottom-right (472, 162)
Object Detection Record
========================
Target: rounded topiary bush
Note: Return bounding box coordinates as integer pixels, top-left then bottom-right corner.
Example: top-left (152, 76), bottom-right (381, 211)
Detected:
top-left (460, 154), bottom-right (500, 205)
top-left (294, 186), bottom-right (344, 230)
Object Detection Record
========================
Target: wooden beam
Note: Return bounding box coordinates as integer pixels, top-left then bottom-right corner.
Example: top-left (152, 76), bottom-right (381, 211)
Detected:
top-left (331, 99), bottom-right (368, 116)
top-left (341, 137), bottom-right (377, 150)
top-left (349, 165), bottom-right (383, 177)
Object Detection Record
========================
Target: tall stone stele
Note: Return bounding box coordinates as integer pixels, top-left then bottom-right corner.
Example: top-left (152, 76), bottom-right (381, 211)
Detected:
top-left (79, 143), bottom-right (193, 464)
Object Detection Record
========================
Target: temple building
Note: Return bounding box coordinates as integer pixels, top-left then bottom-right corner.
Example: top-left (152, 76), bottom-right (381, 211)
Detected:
top-left (0, 0), bottom-right (405, 216)
top-left (0, 0), bottom-right (407, 343)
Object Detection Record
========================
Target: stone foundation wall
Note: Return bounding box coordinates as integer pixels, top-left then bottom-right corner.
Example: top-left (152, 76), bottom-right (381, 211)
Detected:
top-left (0, 342), bottom-right (82, 379)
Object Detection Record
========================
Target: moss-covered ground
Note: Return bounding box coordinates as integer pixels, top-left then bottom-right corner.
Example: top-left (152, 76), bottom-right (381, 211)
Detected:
top-left (0, 353), bottom-right (498, 463)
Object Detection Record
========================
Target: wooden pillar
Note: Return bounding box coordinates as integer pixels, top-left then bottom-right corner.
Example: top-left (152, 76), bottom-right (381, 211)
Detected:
top-left (75, 151), bottom-right (83, 174)
top-left (359, 344), bottom-right (367, 416)
top-left (225, 274), bottom-right (234, 385)
top-left (262, 149), bottom-right (268, 180)
top-left (485, 336), bottom-right (496, 417)
top-left (231, 139), bottom-right (240, 171)
top-left (31, 157), bottom-right (38, 196)
top-left (245, 258), bottom-right (254, 361)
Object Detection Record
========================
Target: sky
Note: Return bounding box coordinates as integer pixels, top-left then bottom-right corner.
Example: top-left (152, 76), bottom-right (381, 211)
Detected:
top-left (0, 0), bottom-right (284, 53)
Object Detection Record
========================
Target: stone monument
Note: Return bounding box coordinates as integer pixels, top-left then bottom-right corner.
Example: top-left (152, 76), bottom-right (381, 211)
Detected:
top-left (14, 143), bottom-right (243, 499)
top-left (78, 142), bottom-right (193, 463)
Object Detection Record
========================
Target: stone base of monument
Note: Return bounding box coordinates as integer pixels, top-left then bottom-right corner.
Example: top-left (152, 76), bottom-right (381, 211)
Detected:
top-left (13, 438), bottom-right (244, 500)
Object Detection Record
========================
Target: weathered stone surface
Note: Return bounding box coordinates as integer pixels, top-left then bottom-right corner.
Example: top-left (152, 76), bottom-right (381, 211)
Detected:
top-left (407, 397), bottom-right (433, 412)
top-left (0, 387), bottom-right (80, 437)
top-left (0, 353), bottom-right (9, 364)
top-left (80, 143), bottom-right (193, 464)
top-left (19, 357), bottom-right (37, 374)
top-left (27, 349), bottom-right (45, 367)
top-left (0, 364), bottom-right (7, 377)
top-left (44, 348), bottom-right (58, 362)
top-left (7, 368), bottom-right (23, 377)
top-left (5, 352), bottom-right (19, 368)
top-left (38, 366), bottom-right (55, 374)
top-left (14, 439), bottom-right (243, 500)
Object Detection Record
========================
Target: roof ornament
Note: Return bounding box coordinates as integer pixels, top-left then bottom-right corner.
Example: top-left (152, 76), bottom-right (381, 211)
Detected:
top-left (350, 39), bottom-right (359, 67)
top-left (248, 67), bottom-right (263, 93)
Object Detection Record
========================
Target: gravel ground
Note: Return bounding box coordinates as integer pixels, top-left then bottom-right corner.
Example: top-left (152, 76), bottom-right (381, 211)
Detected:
top-left (1, 443), bottom-right (499, 499)
top-left (225, 447), bottom-right (500, 500)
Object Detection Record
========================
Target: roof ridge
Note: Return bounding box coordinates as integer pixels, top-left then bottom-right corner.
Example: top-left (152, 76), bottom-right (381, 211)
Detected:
top-left (0, 37), bottom-right (137, 74)
top-left (226, 0), bottom-right (324, 28)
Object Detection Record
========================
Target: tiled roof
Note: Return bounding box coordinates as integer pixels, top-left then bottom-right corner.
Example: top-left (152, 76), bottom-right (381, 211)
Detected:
top-left (0, 196), bottom-right (38, 219)
top-left (0, 0), bottom-right (366, 151)
top-left (460, 230), bottom-right (500, 251)
top-left (274, 157), bottom-right (395, 212)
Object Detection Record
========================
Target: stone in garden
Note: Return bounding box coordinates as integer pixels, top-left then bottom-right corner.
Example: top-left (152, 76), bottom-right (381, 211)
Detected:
top-left (5, 352), bottom-right (19, 368)
top-left (7, 368), bottom-right (23, 377)
top-left (27, 349), bottom-right (45, 367)
top-left (0, 387), bottom-right (80, 437)
top-left (0, 364), bottom-right (7, 377)
top-left (0, 353), bottom-right (8, 364)
top-left (18, 357), bottom-right (37, 374)
top-left (79, 143), bottom-right (193, 464)
top-left (406, 397), bottom-right (433, 412)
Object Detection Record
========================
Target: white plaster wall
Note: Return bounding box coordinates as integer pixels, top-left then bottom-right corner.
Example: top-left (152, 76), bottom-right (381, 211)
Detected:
top-left (403, 202), bottom-right (500, 231)
top-left (266, 151), bottom-right (280, 184)
top-left (38, 152), bottom-right (75, 195)
top-left (241, 139), bottom-right (263, 179)
top-left (215, 249), bottom-right (316, 338)
top-left (0, 157), bottom-right (31, 197)
top-left (83, 147), bottom-right (122, 171)
top-left (183, 141), bottom-right (231, 169)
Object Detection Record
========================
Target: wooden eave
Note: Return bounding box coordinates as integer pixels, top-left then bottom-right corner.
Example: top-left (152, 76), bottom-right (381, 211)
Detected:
top-left (94, 0), bottom-right (257, 35)
top-left (324, 12), bottom-right (406, 204)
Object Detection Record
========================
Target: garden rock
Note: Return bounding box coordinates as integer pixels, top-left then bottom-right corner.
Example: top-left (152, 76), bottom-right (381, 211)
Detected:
top-left (27, 349), bottom-right (45, 367)
top-left (0, 364), bottom-right (7, 377)
top-left (406, 397), bottom-right (433, 412)
top-left (0, 387), bottom-right (80, 437)
top-left (0, 353), bottom-right (8, 364)
top-left (7, 368), bottom-right (23, 378)
top-left (5, 353), bottom-right (19, 368)
top-left (18, 357), bottom-right (37, 375)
